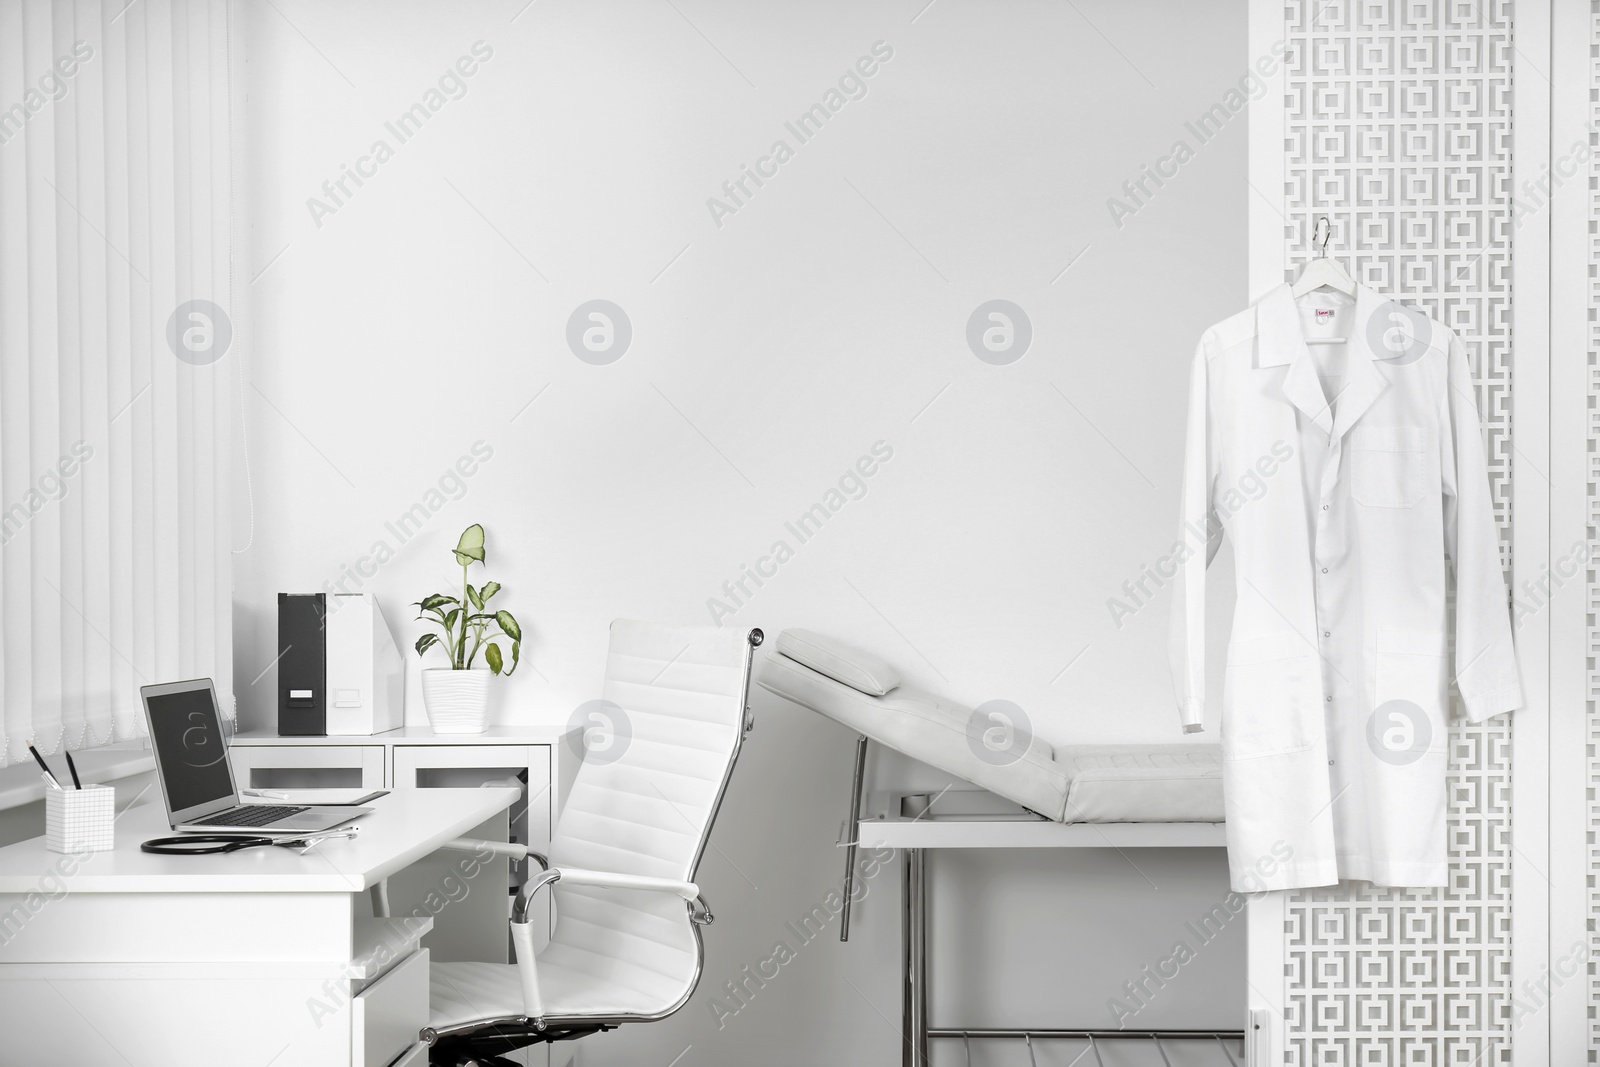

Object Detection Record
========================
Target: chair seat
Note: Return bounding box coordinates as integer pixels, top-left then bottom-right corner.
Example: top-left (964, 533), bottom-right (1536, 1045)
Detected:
top-left (429, 958), bottom-right (680, 1029)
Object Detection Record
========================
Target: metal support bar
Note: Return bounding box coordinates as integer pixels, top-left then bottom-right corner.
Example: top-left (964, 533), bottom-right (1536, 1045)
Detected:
top-left (901, 842), bottom-right (929, 1067)
top-left (928, 1030), bottom-right (1247, 1040)
top-left (839, 734), bottom-right (869, 942)
top-left (930, 1030), bottom-right (1245, 1067)
top-left (901, 846), bottom-right (928, 1067)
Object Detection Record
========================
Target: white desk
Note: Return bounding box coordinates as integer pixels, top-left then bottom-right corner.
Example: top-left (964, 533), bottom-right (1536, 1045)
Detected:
top-left (228, 724), bottom-right (582, 976)
top-left (0, 788), bottom-right (518, 1067)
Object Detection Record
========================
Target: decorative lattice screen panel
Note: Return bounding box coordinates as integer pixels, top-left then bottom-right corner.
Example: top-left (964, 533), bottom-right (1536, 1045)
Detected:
top-left (1587, 5), bottom-right (1600, 1060)
top-left (1280, 0), bottom-right (1515, 1063)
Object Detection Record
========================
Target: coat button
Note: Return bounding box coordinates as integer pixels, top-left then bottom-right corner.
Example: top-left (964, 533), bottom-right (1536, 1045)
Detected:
top-left (1321, 567), bottom-right (1329, 574)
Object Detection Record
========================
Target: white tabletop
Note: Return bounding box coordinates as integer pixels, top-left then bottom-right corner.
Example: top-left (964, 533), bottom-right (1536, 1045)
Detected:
top-left (0, 788), bottom-right (519, 894)
top-left (229, 725), bottom-right (577, 746)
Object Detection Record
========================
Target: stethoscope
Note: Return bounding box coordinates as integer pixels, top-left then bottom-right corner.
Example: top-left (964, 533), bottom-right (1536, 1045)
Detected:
top-left (140, 827), bottom-right (359, 855)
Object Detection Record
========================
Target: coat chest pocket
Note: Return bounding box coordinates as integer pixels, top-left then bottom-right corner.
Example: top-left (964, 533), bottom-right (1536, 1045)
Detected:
top-left (1223, 635), bottom-right (1317, 760)
top-left (1350, 426), bottom-right (1428, 508)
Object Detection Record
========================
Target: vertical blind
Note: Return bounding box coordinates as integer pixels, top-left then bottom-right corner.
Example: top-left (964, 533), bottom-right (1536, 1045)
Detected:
top-left (0, 0), bottom-right (235, 766)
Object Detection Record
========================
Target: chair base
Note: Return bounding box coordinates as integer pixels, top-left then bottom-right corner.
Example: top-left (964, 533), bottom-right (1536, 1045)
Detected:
top-left (428, 1022), bottom-right (615, 1066)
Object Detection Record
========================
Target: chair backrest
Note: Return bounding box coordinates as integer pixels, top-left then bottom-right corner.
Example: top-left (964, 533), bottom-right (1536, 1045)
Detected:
top-left (540, 620), bottom-right (759, 1021)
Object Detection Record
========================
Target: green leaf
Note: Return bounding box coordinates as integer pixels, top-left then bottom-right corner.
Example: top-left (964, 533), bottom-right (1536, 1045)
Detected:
top-left (506, 640), bottom-right (520, 676)
top-left (466, 584), bottom-right (483, 610)
top-left (479, 581), bottom-right (501, 603)
top-left (415, 633), bottom-right (441, 657)
top-left (418, 594), bottom-right (458, 613)
top-left (454, 524), bottom-right (486, 567)
top-left (495, 610), bottom-right (521, 642)
top-left (443, 608), bottom-right (461, 632)
top-left (485, 643), bottom-right (504, 675)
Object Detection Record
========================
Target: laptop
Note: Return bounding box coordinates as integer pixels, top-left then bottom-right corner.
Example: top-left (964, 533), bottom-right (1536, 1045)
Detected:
top-left (140, 678), bottom-right (372, 834)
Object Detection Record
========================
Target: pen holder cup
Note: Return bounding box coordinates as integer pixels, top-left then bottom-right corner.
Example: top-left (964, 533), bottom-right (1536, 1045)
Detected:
top-left (45, 784), bottom-right (114, 854)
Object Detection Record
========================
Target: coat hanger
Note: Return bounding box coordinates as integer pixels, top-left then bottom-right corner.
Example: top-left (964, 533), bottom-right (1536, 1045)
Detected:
top-left (1291, 216), bottom-right (1357, 299)
top-left (1292, 216), bottom-right (1356, 345)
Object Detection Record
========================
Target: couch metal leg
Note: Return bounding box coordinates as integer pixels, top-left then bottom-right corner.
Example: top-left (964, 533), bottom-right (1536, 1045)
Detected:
top-left (902, 843), bottom-right (928, 1067)
top-left (839, 734), bottom-right (869, 942)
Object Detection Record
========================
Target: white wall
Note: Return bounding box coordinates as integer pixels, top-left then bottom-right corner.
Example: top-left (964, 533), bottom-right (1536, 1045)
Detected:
top-left (236, 1), bottom-right (1247, 1063)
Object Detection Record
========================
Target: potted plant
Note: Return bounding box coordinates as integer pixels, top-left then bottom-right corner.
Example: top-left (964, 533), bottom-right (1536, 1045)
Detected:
top-left (414, 524), bottom-right (523, 733)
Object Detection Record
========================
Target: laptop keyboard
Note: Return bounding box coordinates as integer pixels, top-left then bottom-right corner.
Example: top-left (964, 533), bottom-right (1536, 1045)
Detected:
top-left (196, 805), bottom-right (309, 828)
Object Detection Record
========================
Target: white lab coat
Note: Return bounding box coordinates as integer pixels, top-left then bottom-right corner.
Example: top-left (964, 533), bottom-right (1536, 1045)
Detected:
top-left (1168, 284), bottom-right (1521, 892)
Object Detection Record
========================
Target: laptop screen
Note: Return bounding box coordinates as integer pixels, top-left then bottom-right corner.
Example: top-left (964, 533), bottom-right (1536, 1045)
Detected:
top-left (145, 684), bottom-right (235, 813)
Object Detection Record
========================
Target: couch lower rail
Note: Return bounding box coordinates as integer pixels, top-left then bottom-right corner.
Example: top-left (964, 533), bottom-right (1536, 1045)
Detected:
top-left (928, 1028), bottom-right (1245, 1066)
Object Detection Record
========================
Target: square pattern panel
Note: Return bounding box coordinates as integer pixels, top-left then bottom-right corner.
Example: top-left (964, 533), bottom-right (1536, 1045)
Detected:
top-left (1586, 7), bottom-right (1600, 1060)
top-left (1281, 1), bottom-right (1514, 1064)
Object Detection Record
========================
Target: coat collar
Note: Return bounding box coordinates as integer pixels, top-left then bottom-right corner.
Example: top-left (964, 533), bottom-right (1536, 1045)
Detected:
top-left (1255, 283), bottom-right (1404, 441)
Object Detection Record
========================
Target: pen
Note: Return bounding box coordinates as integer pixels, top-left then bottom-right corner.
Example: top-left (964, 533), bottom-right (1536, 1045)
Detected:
top-left (63, 750), bottom-right (82, 790)
top-left (27, 745), bottom-right (62, 791)
top-left (243, 789), bottom-right (289, 800)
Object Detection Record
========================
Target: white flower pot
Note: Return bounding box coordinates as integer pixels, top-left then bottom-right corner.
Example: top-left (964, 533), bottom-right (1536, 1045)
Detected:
top-left (422, 668), bottom-right (492, 734)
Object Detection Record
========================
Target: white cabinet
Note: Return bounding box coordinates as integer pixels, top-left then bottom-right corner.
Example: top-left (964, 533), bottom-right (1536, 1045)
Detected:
top-left (228, 744), bottom-right (386, 790)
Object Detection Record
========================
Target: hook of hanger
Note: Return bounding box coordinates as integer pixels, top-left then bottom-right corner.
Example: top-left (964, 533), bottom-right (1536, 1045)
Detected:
top-left (1313, 215), bottom-right (1332, 258)
top-left (962, 1031), bottom-right (971, 1067)
top-left (1023, 1032), bottom-right (1038, 1067)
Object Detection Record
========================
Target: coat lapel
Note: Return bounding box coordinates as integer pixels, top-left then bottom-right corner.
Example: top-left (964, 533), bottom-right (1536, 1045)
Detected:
top-left (1258, 285), bottom-right (1334, 437)
top-left (1259, 284), bottom-right (1411, 441)
top-left (1328, 285), bottom-right (1394, 441)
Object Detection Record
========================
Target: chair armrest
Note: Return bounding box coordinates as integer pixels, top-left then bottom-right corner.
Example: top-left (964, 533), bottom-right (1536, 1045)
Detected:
top-left (551, 866), bottom-right (699, 901)
top-left (439, 836), bottom-right (551, 871)
top-left (510, 867), bottom-right (704, 924)
top-left (505, 866), bottom-right (708, 1025)
top-left (438, 836), bottom-right (521, 859)
top-left (510, 915), bottom-right (545, 1022)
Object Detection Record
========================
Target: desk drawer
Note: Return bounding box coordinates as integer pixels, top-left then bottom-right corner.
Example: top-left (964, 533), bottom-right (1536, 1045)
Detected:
top-left (353, 947), bottom-right (428, 1067)
top-left (230, 745), bottom-right (386, 790)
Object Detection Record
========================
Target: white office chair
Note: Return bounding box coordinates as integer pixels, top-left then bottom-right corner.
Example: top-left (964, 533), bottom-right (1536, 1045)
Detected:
top-left (420, 621), bottom-right (764, 1066)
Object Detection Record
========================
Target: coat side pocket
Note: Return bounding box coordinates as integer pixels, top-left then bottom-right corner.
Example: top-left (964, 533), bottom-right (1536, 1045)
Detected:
top-left (1223, 634), bottom-right (1317, 760)
top-left (1350, 426), bottom-right (1428, 509)
top-left (1371, 627), bottom-right (1450, 759)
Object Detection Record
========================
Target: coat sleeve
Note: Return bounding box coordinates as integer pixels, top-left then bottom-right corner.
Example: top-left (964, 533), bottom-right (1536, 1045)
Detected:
top-left (1440, 332), bottom-right (1522, 721)
top-left (1168, 333), bottom-right (1222, 733)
